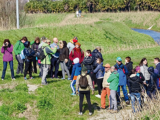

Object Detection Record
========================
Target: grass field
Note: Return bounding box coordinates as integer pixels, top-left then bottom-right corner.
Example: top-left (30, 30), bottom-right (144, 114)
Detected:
top-left (0, 12), bottom-right (160, 120)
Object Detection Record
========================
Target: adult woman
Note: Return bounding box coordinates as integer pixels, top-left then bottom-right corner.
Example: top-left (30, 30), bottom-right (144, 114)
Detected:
top-left (14, 36), bottom-right (28, 74)
top-left (31, 37), bottom-right (40, 73)
top-left (1, 39), bottom-right (15, 80)
top-left (59, 41), bottom-right (70, 80)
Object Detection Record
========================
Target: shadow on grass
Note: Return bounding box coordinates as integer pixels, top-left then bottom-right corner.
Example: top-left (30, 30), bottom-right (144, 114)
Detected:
top-left (82, 103), bottom-right (100, 114)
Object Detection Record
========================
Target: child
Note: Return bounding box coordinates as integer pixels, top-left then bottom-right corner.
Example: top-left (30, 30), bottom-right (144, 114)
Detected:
top-left (129, 69), bottom-right (143, 113)
top-left (70, 58), bottom-right (81, 95)
top-left (107, 66), bottom-right (119, 113)
top-left (93, 58), bottom-right (104, 98)
top-left (23, 41), bottom-right (35, 80)
top-left (76, 66), bottom-right (94, 116)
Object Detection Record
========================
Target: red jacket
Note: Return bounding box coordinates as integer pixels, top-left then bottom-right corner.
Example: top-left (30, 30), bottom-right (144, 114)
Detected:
top-left (69, 48), bottom-right (84, 64)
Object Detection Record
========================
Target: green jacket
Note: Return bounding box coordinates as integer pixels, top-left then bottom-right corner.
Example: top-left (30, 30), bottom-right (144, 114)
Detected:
top-left (41, 43), bottom-right (57, 65)
top-left (107, 71), bottom-right (119, 91)
top-left (30, 41), bottom-right (35, 45)
top-left (13, 40), bottom-right (25, 55)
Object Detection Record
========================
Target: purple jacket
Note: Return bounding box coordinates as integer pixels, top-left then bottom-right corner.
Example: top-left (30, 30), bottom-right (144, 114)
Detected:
top-left (1, 45), bottom-right (13, 62)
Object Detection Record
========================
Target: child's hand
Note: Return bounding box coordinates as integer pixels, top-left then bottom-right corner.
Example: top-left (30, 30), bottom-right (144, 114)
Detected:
top-left (70, 80), bottom-right (73, 82)
top-left (76, 91), bottom-right (79, 95)
top-left (92, 91), bottom-right (94, 95)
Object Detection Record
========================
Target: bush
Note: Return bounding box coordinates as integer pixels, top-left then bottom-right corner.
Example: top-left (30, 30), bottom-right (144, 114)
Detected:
top-left (13, 101), bottom-right (27, 112)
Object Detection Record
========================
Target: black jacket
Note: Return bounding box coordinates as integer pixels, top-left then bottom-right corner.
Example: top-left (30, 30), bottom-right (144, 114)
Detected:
top-left (83, 55), bottom-right (94, 70)
top-left (91, 49), bottom-right (103, 68)
top-left (129, 74), bottom-right (143, 93)
top-left (126, 62), bottom-right (133, 79)
top-left (31, 42), bottom-right (39, 53)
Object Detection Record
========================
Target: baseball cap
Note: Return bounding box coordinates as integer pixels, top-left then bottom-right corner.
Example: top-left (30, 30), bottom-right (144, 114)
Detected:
top-left (41, 36), bottom-right (46, 41)
top-left (116, 57), bottom-right (122, 62)
top-left (104, 64), bottom-right (111, 68)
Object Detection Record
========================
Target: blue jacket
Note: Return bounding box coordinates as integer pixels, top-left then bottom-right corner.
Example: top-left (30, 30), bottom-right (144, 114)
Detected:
top-left (93, 62), bottom-right (105, 79)
top-left (156, 63), bottom-right (160, 75)
top-left (115, 63), bottom-right (128, 86)
top-left (71, 63), bottom-right (82, 80)
top-left (91, 49), bottom-right (103, 68)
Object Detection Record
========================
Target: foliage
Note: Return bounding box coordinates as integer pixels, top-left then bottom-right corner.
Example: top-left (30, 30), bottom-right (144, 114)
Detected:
top-left (24, 0), bottom-right (160, 13)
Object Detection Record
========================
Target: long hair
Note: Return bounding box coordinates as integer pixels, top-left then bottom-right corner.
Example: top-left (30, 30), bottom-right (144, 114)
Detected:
top-left (139, 58), bottom-right (148, 66)
top-left (34, 37), bottom-right (40, 44)
top-left (3, 39), bottom-right (11, 47)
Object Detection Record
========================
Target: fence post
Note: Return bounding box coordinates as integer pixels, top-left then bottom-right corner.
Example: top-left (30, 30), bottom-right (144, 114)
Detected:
top-left (16, 0), bottom-right (19, 29)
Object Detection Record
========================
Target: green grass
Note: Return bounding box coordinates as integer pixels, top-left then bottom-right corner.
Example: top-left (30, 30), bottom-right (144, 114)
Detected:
top-left (0, 13), bottom-right (160, 119)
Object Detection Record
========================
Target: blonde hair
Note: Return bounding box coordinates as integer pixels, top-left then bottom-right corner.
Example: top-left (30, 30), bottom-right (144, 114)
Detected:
top-left (96, 46), bottom-right (101, 51)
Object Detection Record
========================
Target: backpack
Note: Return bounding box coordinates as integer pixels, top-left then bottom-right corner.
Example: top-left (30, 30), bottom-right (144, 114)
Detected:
top-left (79, 74), bottom-right (88, 89)
top-left (36, 46), bottom-right (47, 61)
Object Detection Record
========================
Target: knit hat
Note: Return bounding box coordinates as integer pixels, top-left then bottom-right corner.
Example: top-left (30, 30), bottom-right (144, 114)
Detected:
top-left (136, 66), bottom-right (140, 72)
top-left (75, 42), bottom-right (81, 47)
top-left (73, 39), bottom-right (78, 43)
top-left (104, 64), bottom-right (111, 68)
top-left (73, 58), bottom-right (79, 64)
top-left (116, 57), bottom-right (122, 62)
top-left (82, 66), bottom-right (88, 72)
top-left (41, 36), bottom-right (46, 41)
top-left (46, 39), bottom-right (51, 43)
top-left (73, 37), bottom-right (78, 40)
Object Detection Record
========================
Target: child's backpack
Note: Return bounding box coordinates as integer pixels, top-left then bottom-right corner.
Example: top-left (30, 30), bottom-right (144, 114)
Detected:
top-left (79, 74), bottom-right (88, 89)
top-left (25, 48), bottom-right (35, 60)
top-left (36, 47), bottom-right (47, 61)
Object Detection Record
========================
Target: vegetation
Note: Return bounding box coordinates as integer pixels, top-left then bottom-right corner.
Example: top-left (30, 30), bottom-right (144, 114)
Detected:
top-left (25, 0), bottom-right (160, 13)
top-left (0, 12), bottom-right (160, 119)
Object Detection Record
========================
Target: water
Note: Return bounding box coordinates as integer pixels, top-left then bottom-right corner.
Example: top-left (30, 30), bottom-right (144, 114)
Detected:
top-left (132, 28), bottom-right (160, 43)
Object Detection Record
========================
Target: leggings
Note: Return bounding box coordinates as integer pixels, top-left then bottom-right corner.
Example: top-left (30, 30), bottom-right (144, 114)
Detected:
top-left (24, 61), bottom-right (32, 77)
top-left (79, 91), bottom-right (92, 112)
top-left (97, 78), bottom-right (103, 95)
top-left (60, 61), bottom-right (70, 79)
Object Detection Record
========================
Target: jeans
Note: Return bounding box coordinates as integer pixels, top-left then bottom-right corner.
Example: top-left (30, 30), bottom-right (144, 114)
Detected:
top-left (60, 61), bottom-right (70, 79)
top-left (41, 65), bottom-right (50, 84)
top-left (97, 78), bottom-right (103, 95)
top-left (79, 91), bottom-right (92, 112)
top-left (1, 61), bottom-right (14, 79)
top-left (130, 93), bottom-right (141, 113)
top-left (24, 61), bottom-right (32, 77)
top-left (50, 57), bottom-right (59, 78)
top-left (70, 80), bottom-right (76, 94)
top-left (117, 85), bottom-right (129, 102)
top-left (15, 55), bottom-right (24, 74)
top-left (32, 57), bottom-right (37, 73)
top-left (127, 79), bottom-right (131, 93)
top-left (110, 90), bottom-right (117, 111)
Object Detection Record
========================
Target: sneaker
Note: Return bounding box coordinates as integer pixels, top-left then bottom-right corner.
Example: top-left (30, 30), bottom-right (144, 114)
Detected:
top-left (71, 93), bottom-right (76, 96)
top-left (110, 110), bottom-right (118, 114)
top-left (2, 79), bottom-right (4, 81)
top-left (61, 78), bottom-right (65, 80)
top-left (95, 94), bottom-right (101, 98)
top-left (68, 78), bottom-right (71, 80)
top-left (89, 112), bottom-right (93, 116)
top-left (126, 100), bottom-right (130, 105)
top-left (24, 77), bottom-right (27, 80)
top-left (107, 109), bottom-right (113, 112)
top-left (12, 78), bottom-right (16, 80)
top-left (100, 107), bottom-right (106, 110)
top-left (79, 112), bottom-right (83, 115)
top-left (30, 77), bottom-right (34, 79)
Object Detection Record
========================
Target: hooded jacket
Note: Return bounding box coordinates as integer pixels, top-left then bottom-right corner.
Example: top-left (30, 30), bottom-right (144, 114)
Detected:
top-left (126, 61), bottom-right (133, 79)
top-left (115, 63), bottom-right (128, 86)
top-left (71, 58), bottom-right (82, 80)
top-left (67, 42), bottom-right (75, 54)
top-left (13, 40), bottom-right (25, 55)
top-left (103, 70), bottom-right (111, 88)
top-left (41, 43), bottom-right (57, 65)
top-left (83, 55), bottom-right (94, 70)
top-left (1, 44), bottom-right (13, 62)
top-left (59, 41), bottom-right (69, 62)
top-left (129, 74), bottom-right (143, 93)
top-left (69, 47), bottom-right (84, 64)
top-left (156, 63), bottom-right (160, 75)
top-left (107, 71), bottom-right (119, 91)
top-left (93, 62), bottom-right (105, 79)
top-left (91, 49), bottom-right (103, 68)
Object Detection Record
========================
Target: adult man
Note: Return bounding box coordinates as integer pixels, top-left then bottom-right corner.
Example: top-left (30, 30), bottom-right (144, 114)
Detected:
top-left (14, 36), bottom-right (27, 74)
top-left (107, 66), bottom-right (119, 113)
top-left (101, 64), bottom-right (111, 109)
top-left (154, 58), bottom-right (160, 89)
top-left (50, 38), bottom-right (60, 79)
top-left (39, 36), bottom-right (47, 48)
top-left (41, 39), bottom-right (57, 85)
top-left (114, 57), bottom-right (129, 105)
